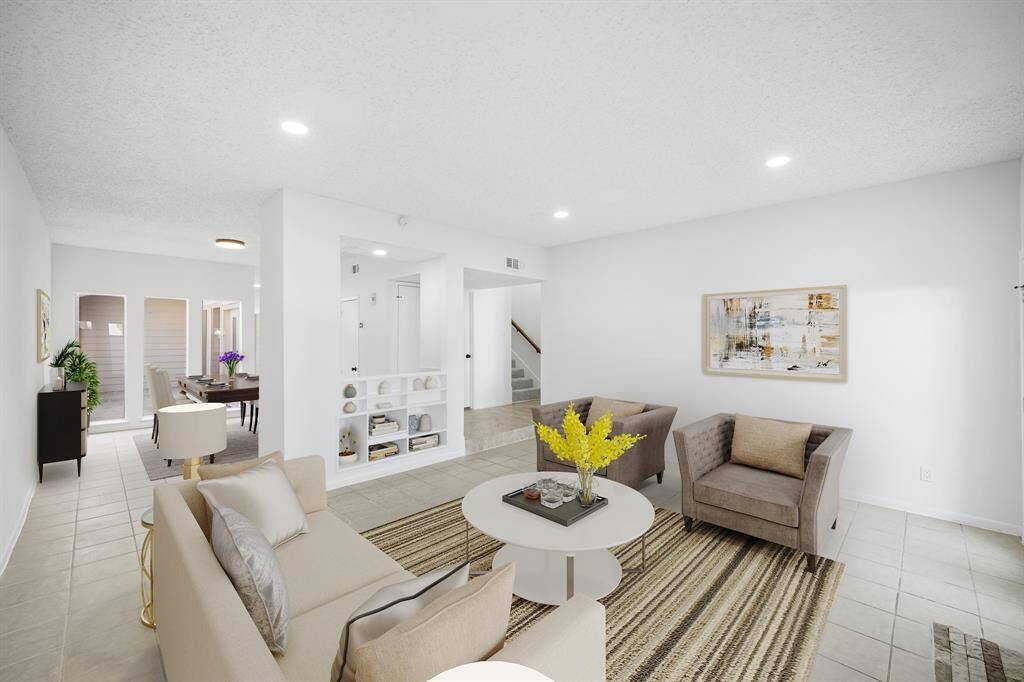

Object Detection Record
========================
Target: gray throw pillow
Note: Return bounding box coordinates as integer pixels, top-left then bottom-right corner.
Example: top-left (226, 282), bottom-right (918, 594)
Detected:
top-left (209, 504), bottom-right (290, 654)
top-left (331, 562), bottom-right (470, 682)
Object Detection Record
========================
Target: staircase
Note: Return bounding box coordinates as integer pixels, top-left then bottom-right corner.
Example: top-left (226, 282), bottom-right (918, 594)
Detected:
top-left (511, 358), bottom-right (540, 402)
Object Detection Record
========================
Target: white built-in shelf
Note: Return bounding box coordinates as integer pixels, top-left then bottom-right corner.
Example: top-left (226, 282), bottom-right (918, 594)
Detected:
top-left (336, 371), bottom-right (450, 485)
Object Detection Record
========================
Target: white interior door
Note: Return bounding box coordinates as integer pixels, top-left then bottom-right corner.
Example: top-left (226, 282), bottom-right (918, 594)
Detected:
top-left (464, 290), bottom-right (473, 408)
top-left (396, 283), bottom-right (421, 373)
top-left (341, 298), bottom-right (360, 377)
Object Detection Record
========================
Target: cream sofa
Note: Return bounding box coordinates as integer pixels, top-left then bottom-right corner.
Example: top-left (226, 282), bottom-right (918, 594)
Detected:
top-left (153, 455), bottom-right (606, 682)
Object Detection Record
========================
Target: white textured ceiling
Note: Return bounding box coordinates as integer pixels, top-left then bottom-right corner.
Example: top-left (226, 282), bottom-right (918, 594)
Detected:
top-left (1, 1), bottom-right (1022, 264)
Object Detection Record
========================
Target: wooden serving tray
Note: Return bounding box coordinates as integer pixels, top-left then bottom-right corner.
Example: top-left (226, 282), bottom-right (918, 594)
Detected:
top-left (502, 488), bottom-right (608, 526)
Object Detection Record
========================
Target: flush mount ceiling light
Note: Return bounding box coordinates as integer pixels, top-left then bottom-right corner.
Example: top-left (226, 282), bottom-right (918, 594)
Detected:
top-left (765, 155), bottom-right (791, 168)
top-left (372, 248), bottom-right (387, 256)
top-left (215, 238), bottom-right (246, 250)
top-left (552, 209), bottom-right (570, 220)
top-left (281, 120), bottom-right (309, 135)
top-left (253, 283), bottom-right (261, 288)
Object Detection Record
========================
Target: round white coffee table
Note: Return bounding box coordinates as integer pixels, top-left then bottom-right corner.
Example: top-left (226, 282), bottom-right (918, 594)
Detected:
top-left (461, 471), bottom-right (654, 606)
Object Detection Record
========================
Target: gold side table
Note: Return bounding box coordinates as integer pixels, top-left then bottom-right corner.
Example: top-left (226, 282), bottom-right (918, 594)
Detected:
top-left (140, 507), bottom-right (155, 629)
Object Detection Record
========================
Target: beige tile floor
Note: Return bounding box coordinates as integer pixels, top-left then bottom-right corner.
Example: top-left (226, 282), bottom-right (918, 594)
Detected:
top-left (2, 428), bottom-right (1022, 682)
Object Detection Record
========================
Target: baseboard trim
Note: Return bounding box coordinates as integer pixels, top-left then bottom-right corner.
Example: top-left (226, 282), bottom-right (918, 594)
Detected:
top-left (843, 489), bottom-right (1023, 538)
top-left (0, 482), bottom-right (35, 577)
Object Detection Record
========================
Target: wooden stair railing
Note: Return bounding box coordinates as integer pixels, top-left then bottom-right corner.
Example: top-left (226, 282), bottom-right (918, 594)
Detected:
top-left (511, 319), bottom-right (541, 354)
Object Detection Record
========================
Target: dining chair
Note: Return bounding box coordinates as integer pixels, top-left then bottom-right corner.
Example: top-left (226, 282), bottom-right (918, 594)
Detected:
top-left (155, 369), bottom-right (194, 465)
top-left (248, 400), bottom-right (259, 434)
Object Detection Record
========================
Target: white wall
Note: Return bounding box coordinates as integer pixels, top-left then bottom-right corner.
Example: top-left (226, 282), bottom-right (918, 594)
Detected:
top-left (259, 188), bottom-right (546, 474)
top-left (340, 254), bottom-right (432, 376)
top-left (0, 126), bottom-right (52, 572)
top-left (510, 282), bottom-right (542, 381)
top-left (544, 161), bottom-right (1023, 534)
top-left (51, 245), bottom-right (257, 430)
top-left (471, 288), bottom-right (513, 409)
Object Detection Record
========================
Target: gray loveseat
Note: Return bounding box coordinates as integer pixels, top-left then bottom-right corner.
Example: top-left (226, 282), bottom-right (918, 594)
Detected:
top-left (672, 414), bottom-right (852, 572)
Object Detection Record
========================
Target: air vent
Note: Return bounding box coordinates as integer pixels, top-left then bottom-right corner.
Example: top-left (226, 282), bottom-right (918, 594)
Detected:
top-left (505, 257), bottom-right (520, 270)
top-left (351, 264), bottom-right (360, 275)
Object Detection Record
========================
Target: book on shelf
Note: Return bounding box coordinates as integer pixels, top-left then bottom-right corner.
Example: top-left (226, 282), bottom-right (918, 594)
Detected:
top-left (410, 434), bottom-right (439, 450)
top-left (369, 421), bottom-right (399, 435)
top-left (368, 442), bottom-right (400, 461)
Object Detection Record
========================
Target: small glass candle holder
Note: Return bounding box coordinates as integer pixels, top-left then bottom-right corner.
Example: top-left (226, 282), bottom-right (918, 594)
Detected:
top-left (560, 481), bottom-right (578, 502)
top-left (522, 484), bottom-right (540, 501)
top-left (541, 486), bottom-right (563, 509)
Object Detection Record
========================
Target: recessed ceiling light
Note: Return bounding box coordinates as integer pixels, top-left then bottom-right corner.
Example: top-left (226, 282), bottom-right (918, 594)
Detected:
top-left (372, 248), bottom-right (387, 257)
top-left (553, 210), bottom-right (570, 220)
top-left (215, 238), bottom-right (246, 250)
top-left (281, 120), bottom-right (309, 135)
top-left (765, 155), bottom-right (791, 168)
top-left (253, 283), bottom-right (261, 289)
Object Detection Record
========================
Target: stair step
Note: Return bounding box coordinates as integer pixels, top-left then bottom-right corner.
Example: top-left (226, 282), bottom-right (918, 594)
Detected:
top-left (511, 377), bottom-right (533, 390)
top-left (511, 368), bottom-right (525, 379)
top-left (512, 387), bottom-right (540, 402)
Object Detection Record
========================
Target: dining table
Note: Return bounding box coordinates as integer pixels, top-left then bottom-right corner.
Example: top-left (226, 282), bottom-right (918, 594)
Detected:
top-left (177, 375), bottom-right (259, 403)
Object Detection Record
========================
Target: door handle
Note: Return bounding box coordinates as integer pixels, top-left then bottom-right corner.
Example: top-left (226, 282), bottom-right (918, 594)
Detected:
top-left (351, 367), bottom-right (358, 371)
top-left (465, 354), bottom-right (471, 359)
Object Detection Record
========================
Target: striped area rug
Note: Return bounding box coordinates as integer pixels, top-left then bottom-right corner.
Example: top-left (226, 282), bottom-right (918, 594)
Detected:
top-left (363, 499), bottom-right (843, 681)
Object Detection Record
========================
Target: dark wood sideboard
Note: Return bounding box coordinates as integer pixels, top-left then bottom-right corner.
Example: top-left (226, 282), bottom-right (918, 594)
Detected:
top-left (37, 382), bottom-right (87, 482)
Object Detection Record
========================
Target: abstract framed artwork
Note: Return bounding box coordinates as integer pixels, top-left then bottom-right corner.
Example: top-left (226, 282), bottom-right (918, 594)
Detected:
top-left (702, 285), bottom-right (846, 381)
top-left (37, 288), bottom-right (51, 362)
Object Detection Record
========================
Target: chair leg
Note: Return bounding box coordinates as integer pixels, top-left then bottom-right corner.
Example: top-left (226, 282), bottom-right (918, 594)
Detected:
top-left (240, 401), bottom-right (246, 425)
top-left (253, 407), bottom-right (259, 434)
top-left (209, 453), bottom-right (215, 463)
top-left (166, 459), bottom-right (171, 467)
top-left (683, 516), bottom-right (693, 531)
top-left (151, 414), bottom-right (157, 441)
top-left (656, 471), bottom-right (664, 484)
top-left (805, 553), bottom-right (817, 574)
top-left (831, 518), bottom-right (837, 530)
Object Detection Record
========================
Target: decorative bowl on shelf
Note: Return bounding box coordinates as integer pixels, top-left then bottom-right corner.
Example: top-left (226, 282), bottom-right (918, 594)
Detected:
top-left (338, 451), bottom-right (358, 465)
top-left (344, 384), bottom-right (357, 398)
top-left (343, 401), bottom-right (357, 414)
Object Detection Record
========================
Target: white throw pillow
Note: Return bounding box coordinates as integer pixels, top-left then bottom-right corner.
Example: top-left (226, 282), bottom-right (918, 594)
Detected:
top-left (197, 459), bottom-right (309, 547)
top-left (331, 562), bottom-right (470, 682)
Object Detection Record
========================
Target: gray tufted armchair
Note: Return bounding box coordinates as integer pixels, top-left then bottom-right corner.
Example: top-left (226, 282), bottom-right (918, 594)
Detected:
top-left (533, 397), bottom-right (678, 490)
top-left (672, 414), bottom-right (852, 573)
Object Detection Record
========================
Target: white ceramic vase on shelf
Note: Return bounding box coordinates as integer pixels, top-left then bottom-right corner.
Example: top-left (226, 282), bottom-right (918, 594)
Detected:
top-left (418, 414), bottom-right (433, 432)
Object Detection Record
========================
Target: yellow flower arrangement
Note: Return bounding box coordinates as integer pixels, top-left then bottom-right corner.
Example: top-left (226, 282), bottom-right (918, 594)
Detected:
top-left (534, 403), bottom-right (645, 504)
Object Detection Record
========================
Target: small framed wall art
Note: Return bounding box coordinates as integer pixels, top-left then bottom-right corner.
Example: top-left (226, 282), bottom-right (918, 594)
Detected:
top-left (37, 288), bottom-right (51, 362)
top-left (702, 285), bottom-right (846, 381)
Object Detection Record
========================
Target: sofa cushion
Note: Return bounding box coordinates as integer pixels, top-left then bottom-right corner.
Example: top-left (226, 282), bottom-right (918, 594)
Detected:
top-left (197, 459), bottom-right (310, 547)
top-left (730, 414), bottom-right (812, 479)
top-left (274, 510), bottom-right (407, 618)
top-left (585, 397), bottom-right (645, 428)
top-left (276, 572), bottom-right (414, 681)
top-left (352, 562), bottom-right (515, 682)
top-left (198, 452), bottom-right (283, 480)
top-left (693, 463), bottom-right (802, 527)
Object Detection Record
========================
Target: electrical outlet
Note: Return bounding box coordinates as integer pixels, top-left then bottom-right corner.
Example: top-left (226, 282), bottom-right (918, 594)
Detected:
top-left (920, 466), bottom-right (934, 483)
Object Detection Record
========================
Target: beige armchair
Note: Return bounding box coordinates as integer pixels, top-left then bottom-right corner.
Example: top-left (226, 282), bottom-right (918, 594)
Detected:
top-left (672, 414), bottom-right (852, 573)
top-left (533, 397), bottom-right (678, 489)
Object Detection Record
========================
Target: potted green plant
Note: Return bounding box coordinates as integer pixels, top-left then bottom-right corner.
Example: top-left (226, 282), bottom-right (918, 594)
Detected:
top-left (48, 339), bottom-right (80, 390)
top-left (65, 347), bottom-right (101, 417)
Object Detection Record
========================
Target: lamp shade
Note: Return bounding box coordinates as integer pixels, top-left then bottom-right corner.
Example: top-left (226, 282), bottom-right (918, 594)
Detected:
top-left (157, 403), bottom-right (227, 460)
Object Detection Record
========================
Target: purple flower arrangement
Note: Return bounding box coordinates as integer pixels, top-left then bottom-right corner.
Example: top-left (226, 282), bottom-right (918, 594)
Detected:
top-left (219, 351), bottom-right (245, 377)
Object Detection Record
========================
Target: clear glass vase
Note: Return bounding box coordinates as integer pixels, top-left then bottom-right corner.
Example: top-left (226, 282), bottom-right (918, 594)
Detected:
top-left (577, 467), bottom-right (596, 507)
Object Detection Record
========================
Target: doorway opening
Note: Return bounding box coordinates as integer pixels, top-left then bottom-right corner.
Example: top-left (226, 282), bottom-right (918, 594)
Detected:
top-left (462, 268), bottom-right (542, 454)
